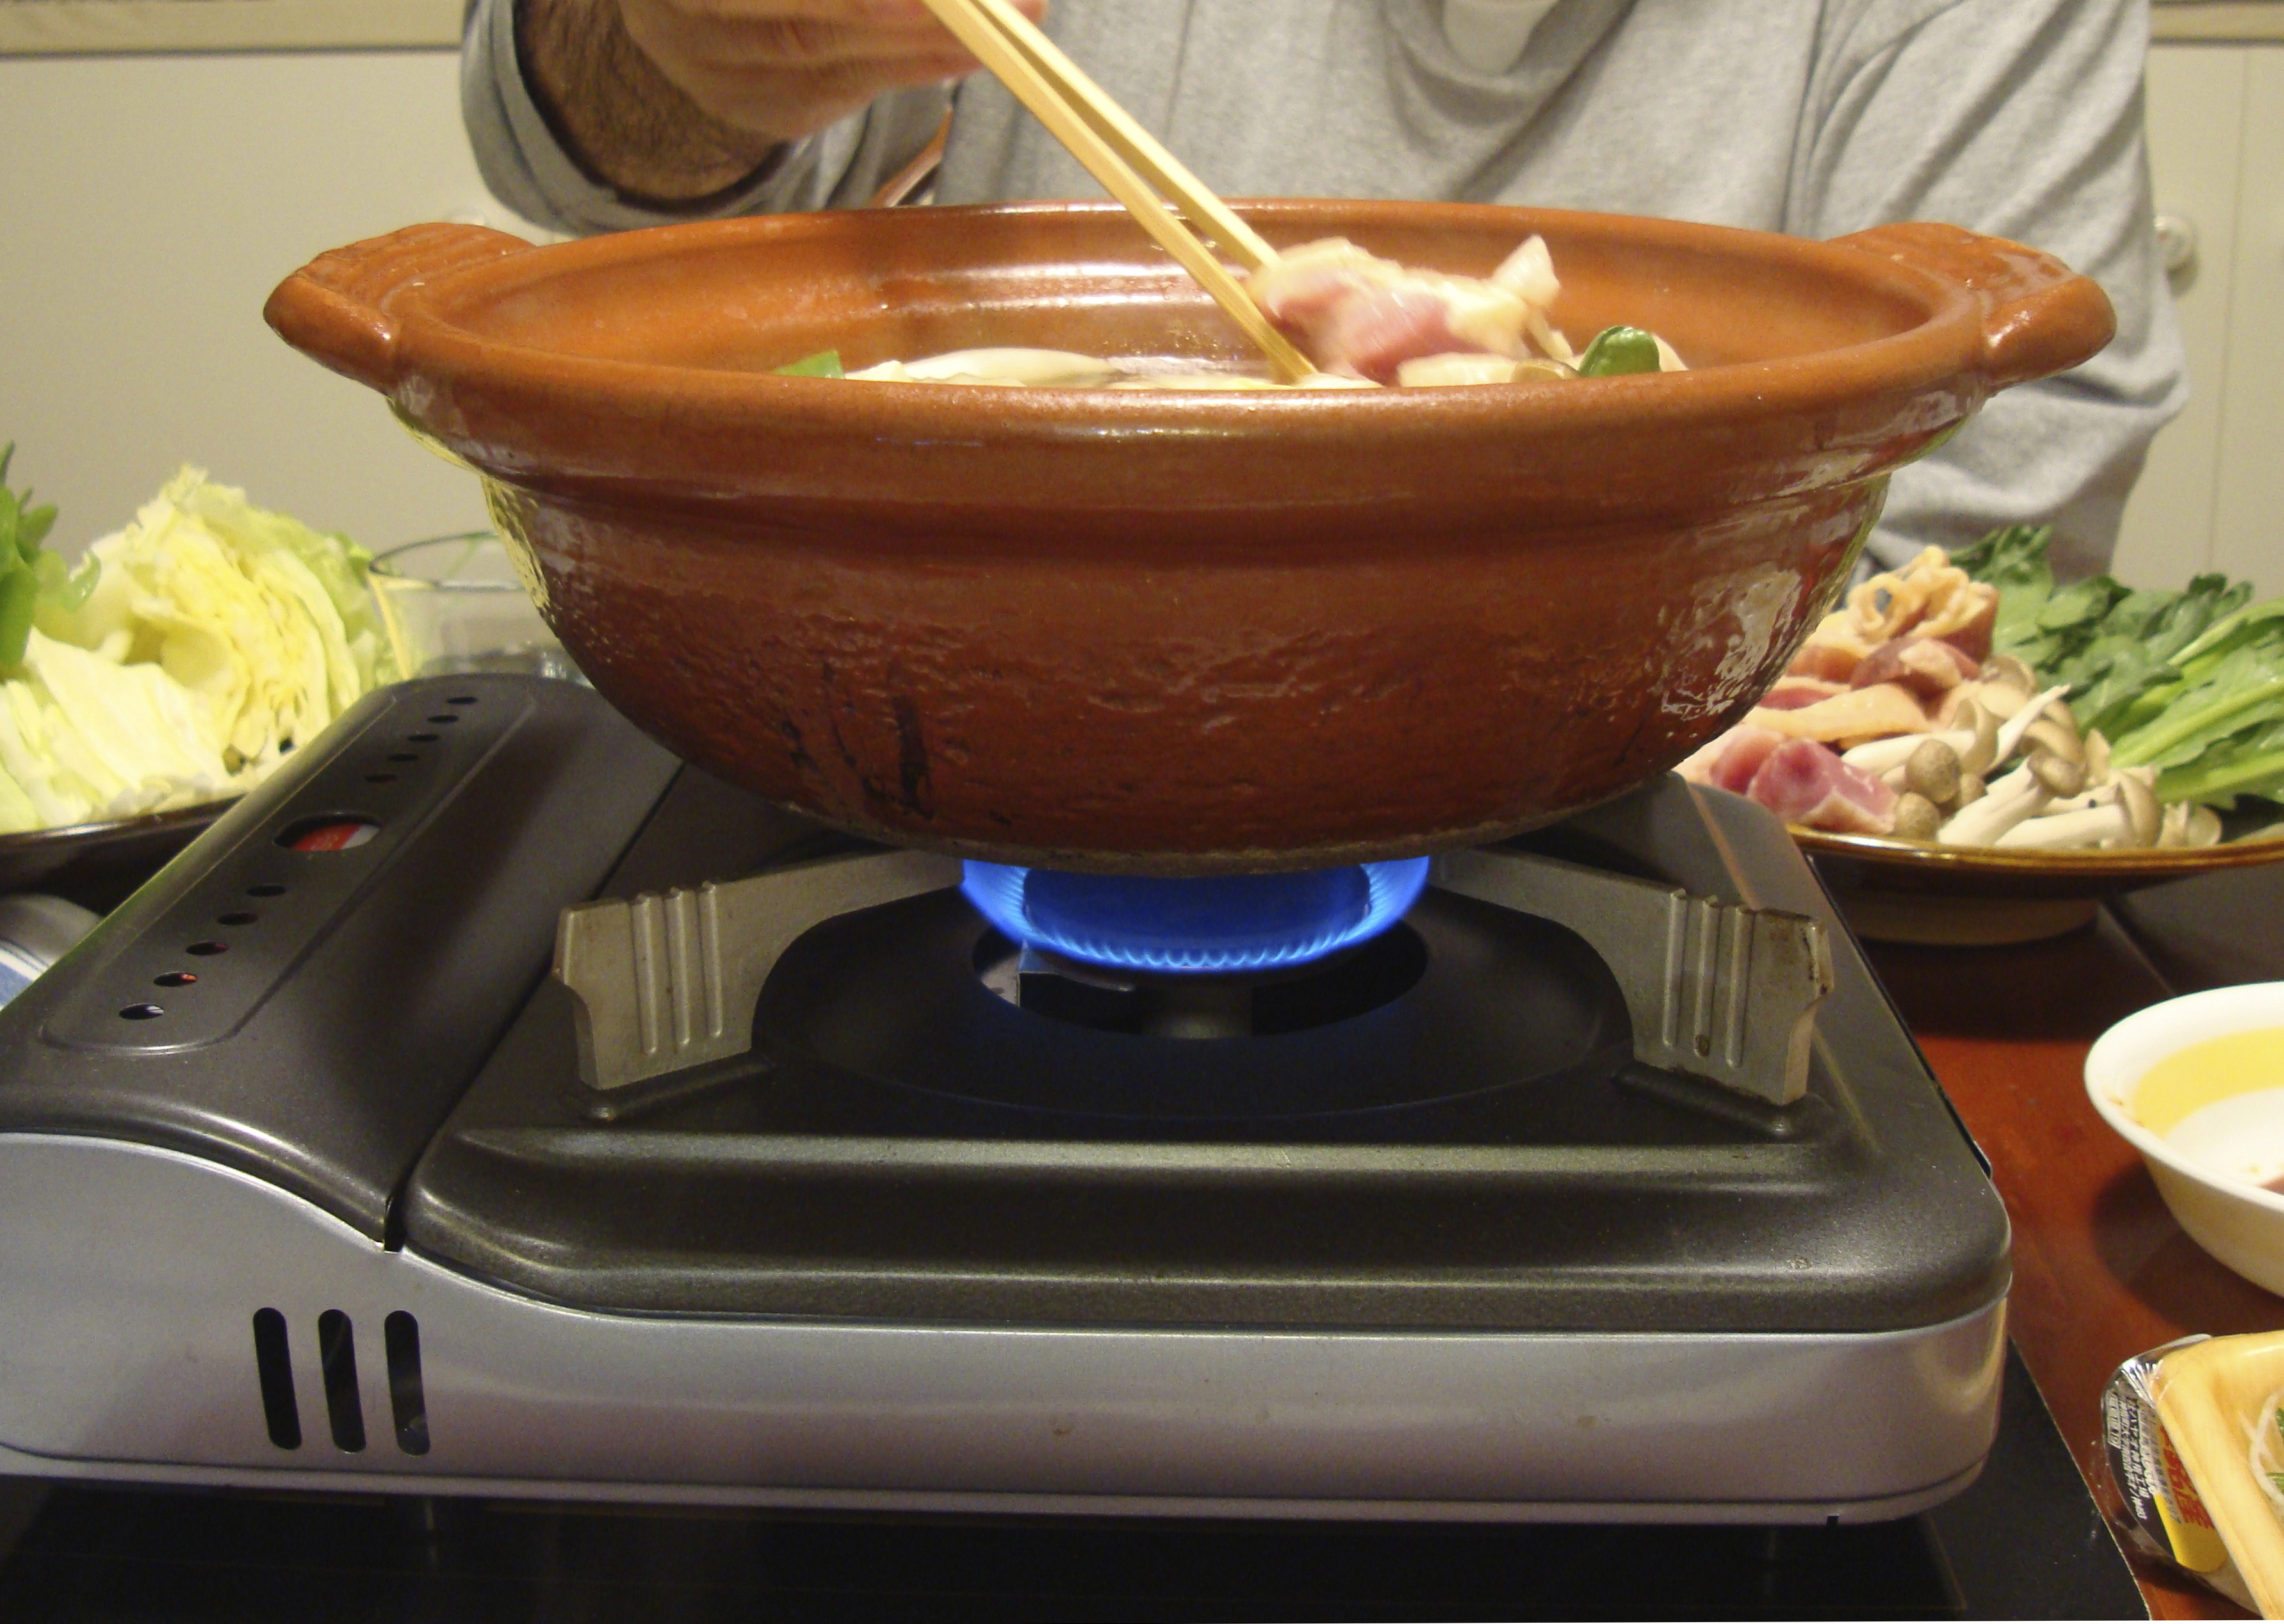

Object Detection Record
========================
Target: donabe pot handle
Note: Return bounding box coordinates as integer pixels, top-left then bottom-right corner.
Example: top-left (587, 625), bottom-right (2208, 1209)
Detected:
top-left (1834, 221), bottom-right (2117, 389)
top-left (263, 222), bottom-right (535, 393)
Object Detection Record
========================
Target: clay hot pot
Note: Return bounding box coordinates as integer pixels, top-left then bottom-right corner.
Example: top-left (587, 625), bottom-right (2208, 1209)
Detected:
top-left (267, 202), bottom-right (2111, 873)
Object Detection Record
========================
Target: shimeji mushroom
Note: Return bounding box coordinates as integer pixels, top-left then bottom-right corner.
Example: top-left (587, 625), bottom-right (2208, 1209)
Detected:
top-left (1841, 699), bottom-right (1998, 780)
top-left (2119, 773), bottom-right (2164, 846)
top-left (1904, 738), bottom-right (1963, 806)
top-left (2020, 715), bottom-right (2084, 767)
top-left (1939, 761), bottom-right (2052, 845)
top-left (1995, 774), bottom-right (2161, 850)
top-left (1978, 654), bottom-right (2041, 716)
top-left (2158, 799), bottom-right (2224, 849)
top-left (1891, 792), bottom-right (1943, 841)
top-left (1991, 685), bottom-right (2075, 766)
top-left (1955, 699), bottom-right (2001, 774)
top-left (2029, 750), bottom-right (2087, 799)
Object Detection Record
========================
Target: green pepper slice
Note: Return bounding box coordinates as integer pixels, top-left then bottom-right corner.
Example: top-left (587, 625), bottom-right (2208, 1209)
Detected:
top-left (774, 350), bottom-right (845, 378)
top-left (1577, 325), bottom-right (1664, 378)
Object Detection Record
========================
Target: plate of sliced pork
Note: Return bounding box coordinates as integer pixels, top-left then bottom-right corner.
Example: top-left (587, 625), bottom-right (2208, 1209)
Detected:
top-left (1676, 540), bottom-right (2284, 943)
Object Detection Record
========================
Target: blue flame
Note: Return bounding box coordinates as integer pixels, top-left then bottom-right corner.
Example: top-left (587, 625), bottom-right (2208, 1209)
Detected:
top-left (961, 857), bottom-right (1431, 975)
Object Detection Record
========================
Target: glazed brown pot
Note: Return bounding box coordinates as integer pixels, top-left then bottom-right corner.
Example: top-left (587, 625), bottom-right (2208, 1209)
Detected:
top-left (267, 201), bottom-right (2112, 873)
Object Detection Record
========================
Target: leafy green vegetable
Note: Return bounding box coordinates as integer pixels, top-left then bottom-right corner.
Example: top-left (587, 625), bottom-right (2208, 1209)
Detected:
top-left (2100, 599), bottom-right (2284, 808)
top-left (2034, 578), bottom-right (2253, 738)
top-left (2105, 601), bottom-right (2284, 743)
top-left (2019, 574), bottom-right (2130, 670)
top-left (774, 350), bottom-right (845, 378)
top-left (15, 503), bottom-right (53, 556)
top-left (168, 469), bottom-right (395, 703)
top-left (2164, 597), bottom-right (2284, 674)
top-left (38, 467), bottom-right (394, 765)
top-left (1948, 523), bottom-right (2052, 592)
top-left (0, 462), bottom-right (395, 833)
top-left (1953, 522), bottom-right (2284, 813)
top-left (2062, 638), bottom-right (2176, 739)
top-left (0, 444), bottom-right (77, 670)
top-left (1952, 524), bottom-right (2057, 662)
top-left (29, 549), bottom-right (99, 613)
top-left (2111, 638), bottom-right (2284, 773)
top-left (2156, 715), bottom-right (2284, 808)
top-left (1576, 326), bottom-right (1662, 378)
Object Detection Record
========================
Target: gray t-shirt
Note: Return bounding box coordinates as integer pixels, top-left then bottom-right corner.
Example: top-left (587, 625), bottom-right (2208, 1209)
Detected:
top-left (464, 0), bottom-right (2185, 577)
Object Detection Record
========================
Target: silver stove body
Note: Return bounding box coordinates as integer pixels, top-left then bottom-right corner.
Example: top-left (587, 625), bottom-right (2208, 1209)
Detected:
top-left (0, 1134), bottom-right (2001, 1521)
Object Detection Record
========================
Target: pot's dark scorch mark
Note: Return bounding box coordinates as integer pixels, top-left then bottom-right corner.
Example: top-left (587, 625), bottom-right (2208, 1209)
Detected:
top-left (778, 717), bottom-right (821, 780)
top-left (892, 697), bottom-right (934, 818)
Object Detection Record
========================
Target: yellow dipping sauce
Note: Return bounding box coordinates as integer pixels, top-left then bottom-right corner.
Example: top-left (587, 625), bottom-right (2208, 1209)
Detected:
top-left (2133, 1027), bottom-right (2284, 1135)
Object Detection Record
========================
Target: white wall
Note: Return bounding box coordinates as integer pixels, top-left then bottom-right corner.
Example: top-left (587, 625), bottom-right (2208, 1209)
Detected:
top-left (2120, 42), bottom-right (2284, 596)
top-left (0, 49), bottom-right (526, 558)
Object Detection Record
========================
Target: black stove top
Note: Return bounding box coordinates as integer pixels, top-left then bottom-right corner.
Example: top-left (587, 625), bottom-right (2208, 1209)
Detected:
top-left (396, 692), bottom-right (2002, 1335)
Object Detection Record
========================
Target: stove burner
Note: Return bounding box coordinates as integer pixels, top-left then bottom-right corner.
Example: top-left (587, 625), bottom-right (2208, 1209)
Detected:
top-left (980, 927), bottom-right (1430, 1040)
top-left (959, 858), bottom-right (1432, 975)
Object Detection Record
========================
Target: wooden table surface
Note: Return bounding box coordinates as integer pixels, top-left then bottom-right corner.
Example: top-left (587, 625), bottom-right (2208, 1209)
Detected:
top-left (1848, 867), bottom-right (2284, 1621)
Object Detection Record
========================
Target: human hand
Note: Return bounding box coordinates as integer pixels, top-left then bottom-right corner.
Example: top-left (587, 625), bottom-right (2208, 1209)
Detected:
top-left (616, 0), bottom-right (1048, 145)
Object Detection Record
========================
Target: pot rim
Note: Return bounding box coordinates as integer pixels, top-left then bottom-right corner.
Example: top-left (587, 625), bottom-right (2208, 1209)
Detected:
top-left (390, 200), bottom-right (1989, 439)
top-left (267, 199), bottom-right (2111, 523)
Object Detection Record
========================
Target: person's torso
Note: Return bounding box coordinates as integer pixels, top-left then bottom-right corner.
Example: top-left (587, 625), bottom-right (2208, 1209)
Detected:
top-left (931, 0), bottom-right (1884, 232)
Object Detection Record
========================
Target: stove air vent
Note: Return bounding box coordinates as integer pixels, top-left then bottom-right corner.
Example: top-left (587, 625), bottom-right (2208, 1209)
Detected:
top-left (250, 1307), bottom-right (298, 1449)
top-left (318, 1309), bottom-right (366, 1452)
top-left (249, 1307), bottom-right (429, 1456)
top-left (385, 1310), bottom-right (430, 1456)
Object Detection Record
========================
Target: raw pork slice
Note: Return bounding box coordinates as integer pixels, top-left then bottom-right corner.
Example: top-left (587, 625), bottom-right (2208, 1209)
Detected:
top-left (1674, 725), bottom-right (1786, 795)
top-left (1758, 678), bottom-right (1847, 711)
top-left (1849, 635), bottom-right (1980, 697)
top-left (1786, 642), bottom-right (1863, 683)
top-left (1246, 236), bottom-right (1558, 384)
top-left (1745, 739), bottom-right (1898, 834)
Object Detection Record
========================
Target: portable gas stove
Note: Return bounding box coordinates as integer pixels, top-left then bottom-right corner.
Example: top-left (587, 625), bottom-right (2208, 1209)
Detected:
top-left (0, 677), bottom-right (2009, 1522)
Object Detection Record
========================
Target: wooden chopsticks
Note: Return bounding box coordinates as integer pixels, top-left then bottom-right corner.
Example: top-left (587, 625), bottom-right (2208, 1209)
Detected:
top-left (915, 0), bottom-right (1314, 383)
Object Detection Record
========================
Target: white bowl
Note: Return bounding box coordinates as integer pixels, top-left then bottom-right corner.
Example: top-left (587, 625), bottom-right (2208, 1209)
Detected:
top-left (2085, 982), bottom-right (2284, 1297)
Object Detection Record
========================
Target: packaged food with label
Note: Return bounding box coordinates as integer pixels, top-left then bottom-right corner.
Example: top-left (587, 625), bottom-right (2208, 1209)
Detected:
top-left (2103, 1331), bottom-right (2284, 1615)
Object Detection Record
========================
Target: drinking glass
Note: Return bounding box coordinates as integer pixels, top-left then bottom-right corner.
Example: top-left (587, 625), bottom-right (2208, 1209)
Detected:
top-left (368, 533), bottom-right (582, 682)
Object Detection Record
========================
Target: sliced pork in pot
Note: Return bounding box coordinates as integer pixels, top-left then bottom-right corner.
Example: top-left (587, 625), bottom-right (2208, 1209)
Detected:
top-left (1245, 235), bottom-right (1567, 384)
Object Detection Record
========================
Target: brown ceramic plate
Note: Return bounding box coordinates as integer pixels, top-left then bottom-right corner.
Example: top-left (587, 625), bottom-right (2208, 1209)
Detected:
top-left (1795, 819), bottom-right (2284, 945)
top-left (0, 799), bottom-right (234, 913)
